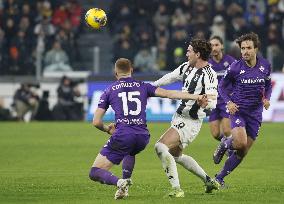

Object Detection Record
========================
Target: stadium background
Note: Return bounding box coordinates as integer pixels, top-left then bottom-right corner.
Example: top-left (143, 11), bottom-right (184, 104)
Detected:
top-left (0, 0), bottom-right (284, 122)
top-left (1, 1), bottom-right (284, 203)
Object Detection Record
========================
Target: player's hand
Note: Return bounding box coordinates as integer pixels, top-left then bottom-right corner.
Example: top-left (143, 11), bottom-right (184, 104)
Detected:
top-left (227, 101), bottom-right (239, 115)
top-left (107, 123), bottom-right (115, 135)
top-left (263, 98), bottom-right (270, 110)
top-left (205, 94), bottom-right (217, 100)
top-left (197, 94), bottom-right (208, 108)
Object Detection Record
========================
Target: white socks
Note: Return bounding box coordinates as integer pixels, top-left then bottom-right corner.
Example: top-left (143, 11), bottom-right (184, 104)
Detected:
top-left (155, 142), bottom-right (180, 189)
top-left (174, 154), bottom-right (207, 182)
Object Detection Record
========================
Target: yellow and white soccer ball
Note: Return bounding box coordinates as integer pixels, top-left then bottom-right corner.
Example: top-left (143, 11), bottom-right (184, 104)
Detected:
top-left (85, 8), bottom-right (107, 29)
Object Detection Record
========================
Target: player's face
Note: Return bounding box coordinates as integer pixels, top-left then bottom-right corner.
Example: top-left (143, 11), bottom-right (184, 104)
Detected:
top-left (240, 40), bottom-right (257, 62)
top-left (186, 45), bottom-right (198, 66)
top-left (210, 39), bottom-right (223, 56)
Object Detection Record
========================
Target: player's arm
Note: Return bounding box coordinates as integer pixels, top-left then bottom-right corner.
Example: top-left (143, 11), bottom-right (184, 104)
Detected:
top-left (153, 63), bottom-right (187, 86)
top-left (263, 65), bottom-right (272, 110)
top-left (154, 87), bottom-right (213, 100)
top-left (204, 69), bottom-right (218, 109)
top-left (219, 66), bottom-right (239, 114)
top-left (218, 66), bottom-right (235, 104)
top-left (92, 108), bottom-right (114, 135)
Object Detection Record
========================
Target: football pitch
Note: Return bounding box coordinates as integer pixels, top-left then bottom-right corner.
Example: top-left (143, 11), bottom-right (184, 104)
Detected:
top-left (0, 122), bottom-right (283, 204)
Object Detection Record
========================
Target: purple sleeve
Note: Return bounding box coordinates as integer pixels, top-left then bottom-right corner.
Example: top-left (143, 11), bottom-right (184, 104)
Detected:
top-left (218, 66), bottom-right (235, 103)
top-left (145, 82), bottom-right (158, 97)
top-left (264, 65), bottom-right (272, 100)
top-left (97, 89), bottom-right (110, 110)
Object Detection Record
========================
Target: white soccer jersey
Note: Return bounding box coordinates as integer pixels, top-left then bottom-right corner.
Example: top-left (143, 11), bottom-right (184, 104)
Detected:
top-left (153, 62), bottom-right (218, 120)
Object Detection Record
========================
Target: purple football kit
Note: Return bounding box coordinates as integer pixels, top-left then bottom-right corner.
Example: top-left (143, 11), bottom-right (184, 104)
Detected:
top-left (208, 55), bottom-right (235, 122)
top-left (218, 56), bottom-right (272, 139)
top-left (97, 77), bottom-right (157, 164)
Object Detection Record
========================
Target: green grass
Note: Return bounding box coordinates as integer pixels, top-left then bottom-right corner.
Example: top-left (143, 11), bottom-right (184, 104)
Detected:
top-left (0, 122), bottom-right (283, 203)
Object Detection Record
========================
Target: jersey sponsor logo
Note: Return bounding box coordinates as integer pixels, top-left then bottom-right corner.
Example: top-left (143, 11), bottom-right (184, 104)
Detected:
top-left (116, 118), bottom-right (144, 125)
top-left (240, 78), bottom-right (265, 84)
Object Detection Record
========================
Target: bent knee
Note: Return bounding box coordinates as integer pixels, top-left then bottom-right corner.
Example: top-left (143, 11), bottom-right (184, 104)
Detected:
top-left (223, 129), bottom-right (231, 137)
top-left (233, 141), bottom-right (247, 151)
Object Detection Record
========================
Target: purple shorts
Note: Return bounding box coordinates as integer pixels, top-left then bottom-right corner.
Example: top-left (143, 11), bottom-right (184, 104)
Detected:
top-left (230, 113), bottom-right (262, 140)
top-left (209, 103), bottom-right (230, 122)
top-left (100, 133), bottom-right (150, 165)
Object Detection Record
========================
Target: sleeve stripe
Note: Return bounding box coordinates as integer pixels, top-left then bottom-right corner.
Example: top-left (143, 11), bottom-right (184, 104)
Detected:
top-left (204, 67), bottom-right (214, 83)
top-left (179, 62), bottom-right (188, 76)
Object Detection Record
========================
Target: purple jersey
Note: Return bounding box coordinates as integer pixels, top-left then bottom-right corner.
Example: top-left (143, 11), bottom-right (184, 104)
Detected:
top-left (209, 54), bottom-right (235, 105)
top-left (219, 56), bottom-right (272, 120)
top-left (98, 77), bottom-right (157, 135)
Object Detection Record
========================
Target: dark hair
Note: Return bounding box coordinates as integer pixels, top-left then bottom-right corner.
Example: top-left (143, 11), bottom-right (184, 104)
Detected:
top-left (115, 58), bottom-right (132, 73)
top-left (210, 35), bottom-right (223, 44)
top-left (190, 38), bottom-right (212, 61)
top-left (236, 32), bottom-right (260, 48)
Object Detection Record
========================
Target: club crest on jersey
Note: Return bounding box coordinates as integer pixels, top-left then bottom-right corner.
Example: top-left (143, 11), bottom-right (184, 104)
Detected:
top-left (240, 70), bottom-right (245, 74)
top-left (224, 61), bottom-right (229, 67)
top-left (259, 66), bottom-right (264, 72)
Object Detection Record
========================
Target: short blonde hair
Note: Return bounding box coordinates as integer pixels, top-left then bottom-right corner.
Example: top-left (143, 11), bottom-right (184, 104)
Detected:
top-left (115, 58), bottom-right (132, 73)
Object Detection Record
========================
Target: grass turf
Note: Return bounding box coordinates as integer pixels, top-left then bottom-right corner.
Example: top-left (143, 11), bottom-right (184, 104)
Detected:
top-left (0, 122), bottom-right (283, 203)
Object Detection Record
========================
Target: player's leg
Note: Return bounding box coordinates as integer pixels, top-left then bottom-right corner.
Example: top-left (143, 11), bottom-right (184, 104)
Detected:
top-left (209, 108), bottom-right (224, 141)
top-left (115, 133), bottom-right (149, 199)
top-left (213, 114), bottom-right (246, 164)
top-left (155, 127), bottom-right (184, 197)
top-left (209, 120), bottom-right (222, 141)
top-left (221, 117), bottom-right (231, 137)
top-left (115, 155), bottom-right (135, 199)
top-left (172, 117), bottom-right (219, 193)
top-left (89, 135), bottom-right (132, 191)
top-left (122, 155), bottom-right (135, 179)
top-left (89, 153), bottom-right (118, 185)
top-left (215, 134), bottom-right (255, 185)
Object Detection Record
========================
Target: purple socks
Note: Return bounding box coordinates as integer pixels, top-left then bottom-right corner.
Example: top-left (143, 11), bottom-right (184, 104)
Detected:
top-left (216, 152), bottom-right (242, 180)
top-left (89, 167), bottom-right (119, 185)
top-left (122, 155), bottom-right (135, 179)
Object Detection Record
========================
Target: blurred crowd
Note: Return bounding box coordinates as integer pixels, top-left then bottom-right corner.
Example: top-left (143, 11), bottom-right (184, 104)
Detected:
top-left (0, 0), bottom-right (83, 75)
top-left (108, 0), bottom-right (284, 72)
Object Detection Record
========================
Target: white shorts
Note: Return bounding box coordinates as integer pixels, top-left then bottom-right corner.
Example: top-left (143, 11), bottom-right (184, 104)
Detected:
top-left (171, 113), bottom-right (203, 149)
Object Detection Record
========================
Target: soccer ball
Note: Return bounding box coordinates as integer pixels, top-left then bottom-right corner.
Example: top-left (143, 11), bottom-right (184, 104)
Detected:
top-left (85, 8), bottom-right (107, 29)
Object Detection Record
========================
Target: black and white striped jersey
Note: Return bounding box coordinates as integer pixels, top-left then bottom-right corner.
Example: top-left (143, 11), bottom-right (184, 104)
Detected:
top-left (153, 62), bottom-right (218, 120)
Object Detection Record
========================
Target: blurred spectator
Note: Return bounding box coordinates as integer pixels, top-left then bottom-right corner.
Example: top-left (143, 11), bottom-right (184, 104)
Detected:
top-left (114, 39), bottom-right (136, 62)
top-left (52, 76), bottom-right (83, 120)
top-left (153, 3), bottom-right (170, 28)
top-left (13, 83), bottom-right (39, 121)
top-left (210, 15), bottom-right (226, 42)
top-left (134, 48), bottom-right (156, 72)
top-left (52, 4), bottom-right (68, 27)
top-left (0, 97), bottom-right (13, 121)
top-left (34, 16), bottom-right (56, 38)
top-left (44, 41), bottom-right (72, 72)
top-left (155, 36), bottom-right (168, 71)
top-left (9, 30), bottom-right (35, 75)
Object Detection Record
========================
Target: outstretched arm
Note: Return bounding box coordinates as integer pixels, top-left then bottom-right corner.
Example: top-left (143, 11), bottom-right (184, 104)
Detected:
top-left (154, 87), bottom-right (216, 101)
top-left (153, 63), bottom-right (187, 86)
top-left (93, 108), bottom-right (115, 135)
